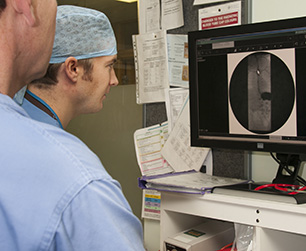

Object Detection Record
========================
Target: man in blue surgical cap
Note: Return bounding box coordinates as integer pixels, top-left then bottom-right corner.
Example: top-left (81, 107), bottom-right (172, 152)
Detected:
top-left (14, 5), bottom-right (145, 250)
top-left (16, 5), bottom-right (119, 129)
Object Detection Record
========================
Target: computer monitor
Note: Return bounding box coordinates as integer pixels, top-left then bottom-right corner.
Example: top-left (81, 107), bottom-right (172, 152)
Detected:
top-left (189, 16), bottom-right (306, 185)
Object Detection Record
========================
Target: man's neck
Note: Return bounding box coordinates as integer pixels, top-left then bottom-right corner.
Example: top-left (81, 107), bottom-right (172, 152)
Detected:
top-left (27, 85), bottom-right (72, 129)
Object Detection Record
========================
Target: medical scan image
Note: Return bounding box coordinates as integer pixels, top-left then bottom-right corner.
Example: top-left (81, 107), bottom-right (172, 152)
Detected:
top-left (229, 52), bottom-right (295, 134)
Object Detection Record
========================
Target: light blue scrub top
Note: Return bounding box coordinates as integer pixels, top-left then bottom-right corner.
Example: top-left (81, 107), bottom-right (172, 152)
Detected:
top-left (1, 93), bottom-right (145, 250)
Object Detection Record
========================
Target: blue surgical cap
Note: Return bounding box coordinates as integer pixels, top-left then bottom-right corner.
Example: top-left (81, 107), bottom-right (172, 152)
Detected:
top-left (49, 5), bottom-right (117, 64)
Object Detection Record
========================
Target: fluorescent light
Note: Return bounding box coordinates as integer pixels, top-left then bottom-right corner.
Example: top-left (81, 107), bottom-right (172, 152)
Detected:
top-left (116, 0), bottom-right (137, 3)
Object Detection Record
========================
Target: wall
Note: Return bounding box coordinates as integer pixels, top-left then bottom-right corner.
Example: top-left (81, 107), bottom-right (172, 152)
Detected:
top-left (251, 0), bottom-right (306, 23)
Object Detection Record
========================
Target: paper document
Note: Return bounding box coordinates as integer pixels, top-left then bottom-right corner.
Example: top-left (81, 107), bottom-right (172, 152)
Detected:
top-left (167, 34), bottom-right (189, 88)
top-left (138, 0), bottom-right (161, 34)
top-left (138, 0), bottom-right (184, 34)
top-left (133, 30), bottom-right (169, 104)
top-left (161, 0), bottom-right (184, 31)
top-left (134, 122), bottom-right (174, 176)
top-left (161, 96), bottom-right (211, 172)
top-left (198, 1), bottom-right (241, 30)
top-left (165, 87), bottom-right (189, 133)
top-left (139, 170), bottom-right (251, 194)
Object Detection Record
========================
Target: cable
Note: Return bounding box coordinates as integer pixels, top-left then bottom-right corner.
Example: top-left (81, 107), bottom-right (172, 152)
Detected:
top-left (270, 152), bottom-right (281, 164)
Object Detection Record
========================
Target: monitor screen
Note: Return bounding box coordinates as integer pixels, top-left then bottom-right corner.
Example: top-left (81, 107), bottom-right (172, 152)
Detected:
top-left (189, 17), bottom-right (306, 154)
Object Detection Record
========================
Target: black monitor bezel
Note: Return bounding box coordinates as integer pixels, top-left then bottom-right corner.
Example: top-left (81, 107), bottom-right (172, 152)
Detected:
top-left (189, 16), bottom-right (306, 154)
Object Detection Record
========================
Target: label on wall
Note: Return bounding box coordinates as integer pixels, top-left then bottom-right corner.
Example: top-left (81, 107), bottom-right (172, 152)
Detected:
top-left (142, 189), bottom-right (161, 220)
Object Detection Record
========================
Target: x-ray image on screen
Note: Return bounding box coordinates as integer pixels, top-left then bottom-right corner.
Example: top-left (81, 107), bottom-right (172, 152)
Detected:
top-left (228, 49), bottom-right (296, 136)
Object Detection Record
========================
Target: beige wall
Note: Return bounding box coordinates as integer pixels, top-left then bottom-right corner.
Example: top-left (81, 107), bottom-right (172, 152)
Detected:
top-left (66, 85), bottom-right (143, 219)
top-left (251, 0), bottom-right (306, 23)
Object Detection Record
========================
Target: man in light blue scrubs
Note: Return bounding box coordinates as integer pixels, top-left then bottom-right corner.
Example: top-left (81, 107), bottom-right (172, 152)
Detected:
top-left (5, 4), bottom-right (145, 251)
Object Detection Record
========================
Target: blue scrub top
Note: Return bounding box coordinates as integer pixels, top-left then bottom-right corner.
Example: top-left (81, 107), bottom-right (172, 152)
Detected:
top-left (2, 93), bottom-right (145, 250)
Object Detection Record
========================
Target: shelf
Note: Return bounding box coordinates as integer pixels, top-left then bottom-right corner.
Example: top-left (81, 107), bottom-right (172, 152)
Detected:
top-left (160, 191), bottom-right (306, 250)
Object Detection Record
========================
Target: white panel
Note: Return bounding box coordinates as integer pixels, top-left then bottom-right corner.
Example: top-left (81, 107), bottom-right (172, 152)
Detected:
top-left (251, 152), bottom-right (278, 183)
top-left (144, 219), bottom-right (160, 251)
top-left (257, 228), bottom-right (306, 251)
top-left (251, 0), bottom-right (306, 23)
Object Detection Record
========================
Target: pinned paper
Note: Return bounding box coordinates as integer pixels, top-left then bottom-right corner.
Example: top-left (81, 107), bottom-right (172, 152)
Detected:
top-left (198, 1), bottom-right (241, 30)
top-left (138, 0), bottom-right (184, 34)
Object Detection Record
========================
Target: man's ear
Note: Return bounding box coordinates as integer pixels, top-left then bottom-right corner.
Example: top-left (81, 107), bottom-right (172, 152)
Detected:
top-left (11, 0), bottom-right (35, 26)
top-left (64, 57), bottom-right (79, 83)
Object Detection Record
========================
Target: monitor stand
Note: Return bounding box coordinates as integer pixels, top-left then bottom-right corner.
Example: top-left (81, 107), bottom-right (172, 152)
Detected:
top-left (212, 153), bottom-right (306, 204)
top-left (272, 153), bottom-right (302, 185)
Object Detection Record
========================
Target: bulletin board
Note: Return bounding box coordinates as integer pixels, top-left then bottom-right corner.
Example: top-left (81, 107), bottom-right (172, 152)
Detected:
top-left (143, 0), bottom-right (249, 179)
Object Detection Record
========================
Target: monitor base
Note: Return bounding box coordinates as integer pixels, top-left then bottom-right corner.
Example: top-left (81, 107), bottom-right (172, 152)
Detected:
top-left (212, 183), bottom-right (306, 204)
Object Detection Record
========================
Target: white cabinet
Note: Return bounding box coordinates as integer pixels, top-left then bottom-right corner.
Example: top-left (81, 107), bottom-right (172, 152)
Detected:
top-left (160, 192), bottom-right (306, 250)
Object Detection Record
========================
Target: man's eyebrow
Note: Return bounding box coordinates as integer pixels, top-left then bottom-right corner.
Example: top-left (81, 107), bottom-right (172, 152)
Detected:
top-left (107, 58), bottom-right (117, 65)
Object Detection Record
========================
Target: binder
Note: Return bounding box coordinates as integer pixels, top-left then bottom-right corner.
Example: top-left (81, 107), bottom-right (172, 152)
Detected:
top-left (138, 170), bottom-right (252, 195)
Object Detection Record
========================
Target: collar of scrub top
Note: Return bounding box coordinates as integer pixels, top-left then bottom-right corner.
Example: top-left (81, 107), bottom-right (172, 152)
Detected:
top-left (25, 90), bottom-right (64, 129)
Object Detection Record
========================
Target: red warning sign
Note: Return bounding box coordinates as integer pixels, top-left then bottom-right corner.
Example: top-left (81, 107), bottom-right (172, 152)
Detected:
top-left (201, 12), bottom-right (239, 30)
